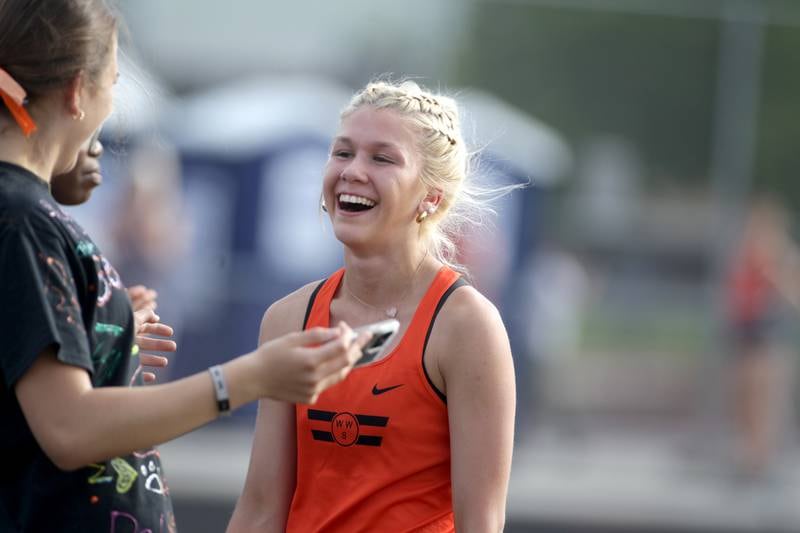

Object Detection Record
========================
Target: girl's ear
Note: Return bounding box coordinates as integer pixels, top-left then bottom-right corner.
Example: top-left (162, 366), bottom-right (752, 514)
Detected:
top-left (418, 188), bottom-right (443, 216)
top-left (64, 71), bottom-right (85, 120)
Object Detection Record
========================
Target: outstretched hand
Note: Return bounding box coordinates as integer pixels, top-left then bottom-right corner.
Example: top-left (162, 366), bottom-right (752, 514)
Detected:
top-left (255, 322), bottom-right (371, 404)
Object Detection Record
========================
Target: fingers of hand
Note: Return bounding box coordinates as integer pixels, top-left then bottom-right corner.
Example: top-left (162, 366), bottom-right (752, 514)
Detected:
top-left (127, 285), bottom-right (147, 297)
top-left (143, 372), bottom-right (157, 383)
top-left (294, 332), bottom-right (359, 402)
top-left (334, 321), bottom-right (372, 361)
top-left (336, 320), bottom-right (354, 340)
top-left (128, 285), bottom-right (157, 298)
top-left (309, 364), bottom-right (353, 402)
top-left (141, 289), bottom-right (158, 308)
top-left (289, 327), bottom-right (341, 347)
top-left (297, 392), bottom-right (320, 405)
top-left (133, 308), bottom-right (159, 327)
top-left (349, 331), bottom-right (372, 360)
top-left (134, 300), bottom-right (157, 312)
top-left (313, 345), bottom-right (354, 381)
top-left (137, 336), bottom-right (176, 353)
top-left (263, 328), bottom-right (356, 403)
top-left (128, 286), bottom-right (158, 312)
top-left (138, 322), bottom-right (174, 338)
top-left (135, 321), bottom-right (176, 352)
top-left (139, 353), bottom-right (169, 369)
top-left (290, 349), bottom-right (347, 403)
top-left (306, 331), bottom-right (353, 367)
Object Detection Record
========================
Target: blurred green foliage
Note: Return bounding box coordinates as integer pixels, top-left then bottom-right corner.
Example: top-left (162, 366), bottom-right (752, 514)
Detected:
top-left (580, 304), bottom-right (709, 357)
top-left (757, 24), bottom-right (800, 210)
top-left (458, 1), bottom-right (800, 213)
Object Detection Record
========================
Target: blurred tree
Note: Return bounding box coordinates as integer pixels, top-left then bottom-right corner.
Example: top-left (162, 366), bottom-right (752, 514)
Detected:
top-left (755, 24), bottom-right (800, 213)
top-left (457, 5), bottom-right (718, 184)
top-left (458, 1), bottom-right (800, 213)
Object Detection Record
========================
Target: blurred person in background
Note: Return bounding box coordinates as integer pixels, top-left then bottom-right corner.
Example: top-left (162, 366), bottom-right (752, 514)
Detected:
top-left (517, 242), bottom-right (589, 433)
top-left (0, 1), bottom-right (369, 531)
top-left (725, 195), bottom-right (800, 481)
top-left (228, 80), bottom-right (516, 533)
top-left (109, 140), bottom-right (190, 294)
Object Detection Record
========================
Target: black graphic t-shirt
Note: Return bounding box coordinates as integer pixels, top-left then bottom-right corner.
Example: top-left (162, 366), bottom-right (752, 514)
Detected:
top-left (0, 162), bottom-right (175, 532)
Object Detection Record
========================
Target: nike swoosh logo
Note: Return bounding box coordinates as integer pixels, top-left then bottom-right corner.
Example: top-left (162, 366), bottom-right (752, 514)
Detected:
top-left (372, 384), bottom-right (403, 395)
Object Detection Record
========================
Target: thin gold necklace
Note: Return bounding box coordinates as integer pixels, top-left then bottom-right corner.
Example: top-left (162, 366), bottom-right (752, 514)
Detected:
top-left (343, 251), bottom-right (429, 318)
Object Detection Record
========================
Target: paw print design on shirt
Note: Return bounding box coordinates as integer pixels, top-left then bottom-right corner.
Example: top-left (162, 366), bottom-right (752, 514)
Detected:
top-left (141, 460), bottom-right (166, 495)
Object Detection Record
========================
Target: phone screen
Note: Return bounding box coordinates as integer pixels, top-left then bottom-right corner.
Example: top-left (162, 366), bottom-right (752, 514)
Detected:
top-left (352, 319), bottom-right (400, 366)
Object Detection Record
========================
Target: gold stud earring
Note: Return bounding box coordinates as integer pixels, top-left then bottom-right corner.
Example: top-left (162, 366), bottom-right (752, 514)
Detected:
top-left (74, 110), bottom-right (85, 121)
top-left (416, 210), bottom-right (428, 223)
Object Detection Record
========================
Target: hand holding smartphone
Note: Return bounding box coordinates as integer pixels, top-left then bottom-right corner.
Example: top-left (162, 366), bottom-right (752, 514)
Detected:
top-left (350, 319), bottom-right (400, 366)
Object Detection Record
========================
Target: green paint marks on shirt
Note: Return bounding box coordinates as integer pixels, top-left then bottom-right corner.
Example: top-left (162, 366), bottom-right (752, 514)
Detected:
top-left (76, 241), bottom-right (96, 257)
top-left (95, 322), bottom-right (124, 336)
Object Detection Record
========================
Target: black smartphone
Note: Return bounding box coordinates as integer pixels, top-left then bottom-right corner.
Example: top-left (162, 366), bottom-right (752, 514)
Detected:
top-left (351, 319), bottom-right (400, 366)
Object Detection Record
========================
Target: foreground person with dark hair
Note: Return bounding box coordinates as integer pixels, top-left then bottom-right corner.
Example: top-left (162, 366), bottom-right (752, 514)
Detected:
top-left (0, 2), bottom-right (368, 531)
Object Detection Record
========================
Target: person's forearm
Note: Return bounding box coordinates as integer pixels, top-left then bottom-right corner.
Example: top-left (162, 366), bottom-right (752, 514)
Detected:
top-left (20, 326), bottom-right (357, 471)
top-left (53, 353), bottom-right (259, 469)
top-left (227, 400), bottom-right (296, 533)
top-left (454, 504), bottom-right (506, 533)
top-left (227, 506), bottom-right (288, 533)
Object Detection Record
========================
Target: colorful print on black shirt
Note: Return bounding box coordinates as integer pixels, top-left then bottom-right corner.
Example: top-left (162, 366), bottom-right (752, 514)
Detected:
top-left (0, 162), bottom-right (175, 532)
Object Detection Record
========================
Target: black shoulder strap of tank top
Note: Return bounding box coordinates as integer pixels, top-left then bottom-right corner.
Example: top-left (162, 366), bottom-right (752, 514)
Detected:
top-left (422, 277), bottom-right (469, 404)
top-left (302, 279), bottom-right (328, 330)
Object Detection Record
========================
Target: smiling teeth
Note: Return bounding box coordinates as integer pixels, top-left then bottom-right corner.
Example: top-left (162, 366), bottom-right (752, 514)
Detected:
top-left (339, 193), bottom-right (376, 207)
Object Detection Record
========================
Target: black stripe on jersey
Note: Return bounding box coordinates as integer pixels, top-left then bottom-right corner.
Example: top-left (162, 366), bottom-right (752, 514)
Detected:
top-left (311, 431), bottom-right (383, 447)
top-left (311, 430), bottom-right (335, 442)
top-left (422, 277), bottom-right (468, 405)
top-left (308, 410), bottom-right (388, 427)
top-left (355, 414), bottom-right (389, 427)
top-left (308, 409), bottom-right (335, 421)
top-left (302, 278), bottom-right (328, 330)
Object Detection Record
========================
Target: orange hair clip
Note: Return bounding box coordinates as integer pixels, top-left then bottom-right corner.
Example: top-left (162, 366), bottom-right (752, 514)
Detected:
top-left (0, 67), bottom-right (37, 137)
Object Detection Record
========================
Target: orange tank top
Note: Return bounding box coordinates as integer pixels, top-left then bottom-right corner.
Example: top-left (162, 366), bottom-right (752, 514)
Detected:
top-left (286, 266), bottom-right (465, 533)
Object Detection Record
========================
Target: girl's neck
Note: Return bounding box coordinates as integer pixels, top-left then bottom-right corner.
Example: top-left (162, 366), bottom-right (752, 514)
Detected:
top-left (0, 128), bottom-right (56, 182)
top-left (342, 243), bottom-right (436, 311)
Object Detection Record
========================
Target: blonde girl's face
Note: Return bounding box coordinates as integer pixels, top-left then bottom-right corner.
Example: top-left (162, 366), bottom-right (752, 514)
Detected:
top-left (323, 106), bottom-right (427, 250)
